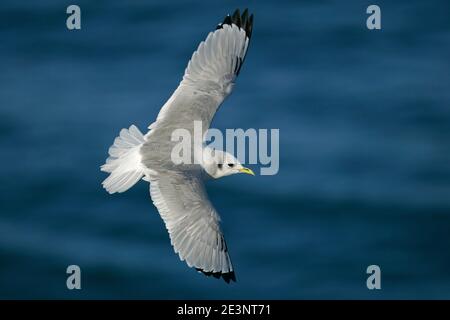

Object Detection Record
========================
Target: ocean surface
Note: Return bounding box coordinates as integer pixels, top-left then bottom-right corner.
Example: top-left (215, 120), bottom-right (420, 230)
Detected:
top-left (1, 0), bottom-right (450, 299)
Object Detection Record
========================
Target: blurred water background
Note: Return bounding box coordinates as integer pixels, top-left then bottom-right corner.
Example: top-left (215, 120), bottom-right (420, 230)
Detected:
top-left (1, 0), bottom-right (450, 299)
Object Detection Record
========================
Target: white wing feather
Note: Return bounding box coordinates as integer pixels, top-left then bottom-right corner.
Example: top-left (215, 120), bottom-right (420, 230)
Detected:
top-left (148, 173), bottom-right (234, 280)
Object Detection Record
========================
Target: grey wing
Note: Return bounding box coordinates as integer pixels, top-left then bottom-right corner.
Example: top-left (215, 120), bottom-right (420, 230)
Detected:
top-left (141, 9), bottom-right (253, 171)
top-left (149, 172), bottom-right (236, 282)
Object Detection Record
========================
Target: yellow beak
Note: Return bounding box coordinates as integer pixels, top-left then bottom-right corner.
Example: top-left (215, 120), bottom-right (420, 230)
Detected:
top-left (239, 167), bottom-right (255, 176)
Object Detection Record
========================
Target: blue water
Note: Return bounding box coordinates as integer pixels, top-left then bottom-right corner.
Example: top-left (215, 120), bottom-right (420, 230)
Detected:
top-left (1, 0), bottom-right (450, 299)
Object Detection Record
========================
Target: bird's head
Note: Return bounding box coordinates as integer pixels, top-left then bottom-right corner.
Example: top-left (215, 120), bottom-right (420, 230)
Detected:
top-left (203, 148), bottom-right (254, 179)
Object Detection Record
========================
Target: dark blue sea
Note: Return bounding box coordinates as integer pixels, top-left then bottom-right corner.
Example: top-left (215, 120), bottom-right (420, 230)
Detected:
top-left (1, 0), bottom-right (450, 299)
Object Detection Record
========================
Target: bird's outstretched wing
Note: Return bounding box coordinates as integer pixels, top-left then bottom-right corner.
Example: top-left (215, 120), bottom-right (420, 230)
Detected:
top-left (148, 171), bottom-right (235, 282)
top-left (141, 9), bottom-right (253, 171)
top-left (180, 8), bottom-right (253, 98)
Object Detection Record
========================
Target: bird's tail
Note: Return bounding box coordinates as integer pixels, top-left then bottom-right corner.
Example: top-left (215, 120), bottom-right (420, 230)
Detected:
top-left (100, 125), bottom-right (146, 194)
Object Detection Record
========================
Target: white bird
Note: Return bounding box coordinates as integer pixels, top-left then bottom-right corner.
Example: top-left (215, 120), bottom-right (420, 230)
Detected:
top-left (101, 9), bottom-right (254, 283)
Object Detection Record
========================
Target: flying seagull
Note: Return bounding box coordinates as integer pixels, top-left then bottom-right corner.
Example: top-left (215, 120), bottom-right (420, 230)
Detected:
top-left (101, 9), bottom-right (254, 283)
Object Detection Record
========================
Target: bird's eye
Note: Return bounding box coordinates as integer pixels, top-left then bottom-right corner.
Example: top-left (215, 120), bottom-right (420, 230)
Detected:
top-left (228, 163), bottom-right (234, 168)
top-left (218, 164), bottom-right (223, 169)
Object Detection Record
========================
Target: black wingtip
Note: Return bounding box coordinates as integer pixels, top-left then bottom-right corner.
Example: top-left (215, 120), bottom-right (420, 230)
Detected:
top-left (232, 9), bottom-right (241, 28)
top-left (216, 8), bottom-right (254, 40)
top-left (241, 9), bottom-right (249, 29)
top-left (247, 13), bottom-right (254, 39)
top-left (196, 268), bottom-right (237, 284)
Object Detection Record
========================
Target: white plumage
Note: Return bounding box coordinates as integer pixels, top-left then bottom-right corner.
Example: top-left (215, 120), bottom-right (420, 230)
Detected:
top-left (100, 125), bottom-right (146, 194)
top-left (101, 9), bottom-right (254, 283)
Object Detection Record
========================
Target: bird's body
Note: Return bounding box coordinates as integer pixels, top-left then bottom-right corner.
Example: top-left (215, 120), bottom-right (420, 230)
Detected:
top-left (101, 9), bottom-right (254, 283)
